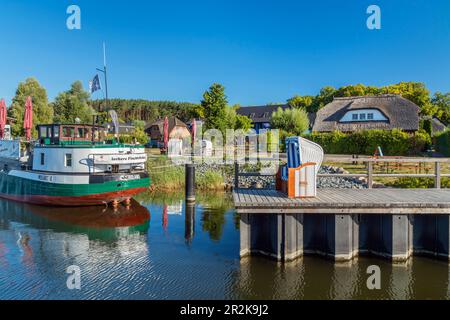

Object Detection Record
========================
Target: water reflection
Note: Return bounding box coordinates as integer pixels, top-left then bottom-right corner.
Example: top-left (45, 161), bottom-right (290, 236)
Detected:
top-left (233, 256), bottom-right (450, 300)
top-left (137, 191), bottom-right (235, 243)
top-left (0, 199), bottom-right (150, 242)
top-left (1, 192), bottom-right (450, 299)
top-left (185, 202), bottom-right (195, 245)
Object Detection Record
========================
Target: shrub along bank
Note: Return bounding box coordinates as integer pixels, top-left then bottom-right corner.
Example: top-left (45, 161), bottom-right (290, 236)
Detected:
top-left (434, 130), bottom-right (450, 156)
top-left (308, 129), bottom-right (431, 156)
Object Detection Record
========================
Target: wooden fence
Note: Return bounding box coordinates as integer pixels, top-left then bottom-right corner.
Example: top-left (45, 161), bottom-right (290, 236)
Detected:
top-left (234, 155), bottom-right (450, 189)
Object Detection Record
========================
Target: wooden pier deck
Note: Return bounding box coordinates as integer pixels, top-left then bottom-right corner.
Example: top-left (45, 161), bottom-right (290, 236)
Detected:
top-left (233, 188), bottom-right (450, 214)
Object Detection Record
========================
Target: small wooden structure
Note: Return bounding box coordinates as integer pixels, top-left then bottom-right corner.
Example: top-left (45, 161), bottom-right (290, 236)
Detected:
top-left (276, 137), bottom-right (324, 198)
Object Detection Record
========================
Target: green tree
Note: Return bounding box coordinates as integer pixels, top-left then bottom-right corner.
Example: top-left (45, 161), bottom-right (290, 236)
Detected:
top-left (89, 99), bottom-right (199, 123)
top-left (235, 113), bottom-right (253, 131)
top-left (287, 95), bottom-right (314, 111)
top-left (53, 81), bottom-right (94, 124)
top-left (201, 83), bottom-right (228, 132)
top-left (222, 105), bottom-right (253, 131)
top-left (382, 82), bottom-right (434, 116)
top-left (271, 107), bottom-right (309, 136)
top-left (431, 92), bottom-right (450, 124)
top-left (132, 119), bottom-right (146, 130)
top-left (8, 78), bottom-right (53, 137)
top-left (309, 86), bottom-right (337, 112)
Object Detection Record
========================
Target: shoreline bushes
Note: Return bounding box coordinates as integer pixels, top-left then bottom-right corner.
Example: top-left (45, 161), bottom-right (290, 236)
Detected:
top-left (434, 130), bottom-right (450, 156)
top-left (308, 129), bottom-right (430, 156)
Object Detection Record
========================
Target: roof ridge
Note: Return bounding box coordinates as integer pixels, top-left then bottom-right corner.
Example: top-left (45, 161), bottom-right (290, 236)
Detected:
top-left (333, 94), bottom-right (401, 100)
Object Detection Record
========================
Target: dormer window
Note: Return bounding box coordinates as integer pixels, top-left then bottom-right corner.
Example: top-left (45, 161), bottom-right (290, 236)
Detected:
top-left (249, 113), bottom-right (255, 118)
top-left (340, 109), bottom-right (388, 123)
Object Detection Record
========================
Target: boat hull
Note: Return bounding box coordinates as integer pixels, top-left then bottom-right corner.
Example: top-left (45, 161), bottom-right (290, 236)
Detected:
top-left (0, 171), bottom-right (150, 206)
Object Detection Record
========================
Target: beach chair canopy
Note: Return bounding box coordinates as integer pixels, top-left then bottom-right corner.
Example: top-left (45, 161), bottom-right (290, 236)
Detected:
top-left (283, 136), bottom-right (324, 178)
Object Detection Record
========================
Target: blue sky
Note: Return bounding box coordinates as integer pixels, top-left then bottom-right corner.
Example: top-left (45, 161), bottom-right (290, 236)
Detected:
top-left (0, 0), bottom-right (448, 106)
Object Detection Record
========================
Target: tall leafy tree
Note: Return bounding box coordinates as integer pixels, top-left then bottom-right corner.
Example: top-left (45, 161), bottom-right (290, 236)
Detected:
top-left (271, 107), bottom-right (309, 136)
top-left (287, 95), bottom-right (314, 111)
top-left (431, 92), bottom-right (450, 124)
top-left (53, 81), bottom-right (94, 124)
top-left (201, 83), bottom-right (228, 132)
top-left (8, 77), bottom-right (53, 137)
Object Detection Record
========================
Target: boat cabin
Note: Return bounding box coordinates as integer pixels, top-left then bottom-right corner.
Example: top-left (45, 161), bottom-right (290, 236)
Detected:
top-left (32, 124), bottom-right (147, 175)
top-left (37, 124), bottom-right (107, 145)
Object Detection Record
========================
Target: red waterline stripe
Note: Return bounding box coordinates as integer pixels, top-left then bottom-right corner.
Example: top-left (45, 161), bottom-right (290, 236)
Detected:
top-left (0, 187), bottom-right (148, 206)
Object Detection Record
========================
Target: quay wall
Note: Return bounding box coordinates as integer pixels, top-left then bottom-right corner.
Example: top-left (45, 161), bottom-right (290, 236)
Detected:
top-left (240, 213), bottom-right (450, 262)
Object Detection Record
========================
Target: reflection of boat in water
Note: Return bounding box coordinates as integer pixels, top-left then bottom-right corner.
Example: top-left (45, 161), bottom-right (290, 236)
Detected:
top-left (166, 201), bottom-right (183, 215)
top-left (0, 198), bottom-right (150, 241)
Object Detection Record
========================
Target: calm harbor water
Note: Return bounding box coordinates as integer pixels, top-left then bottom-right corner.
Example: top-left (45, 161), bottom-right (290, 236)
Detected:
top-left (0, 192), bottom-right (450, 300)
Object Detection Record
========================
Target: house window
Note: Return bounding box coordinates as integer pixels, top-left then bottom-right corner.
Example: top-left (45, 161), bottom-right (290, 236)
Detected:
top-left (359, 113), bottom-right (366, 120)
top-left (368, 113), bottom-right (374, 120)
top-left (352, 114), bottom-right (358, 120)
top-left (65, 153), bottom-right (72, 167)
top-left (40, 153), bottom-right (45, 165)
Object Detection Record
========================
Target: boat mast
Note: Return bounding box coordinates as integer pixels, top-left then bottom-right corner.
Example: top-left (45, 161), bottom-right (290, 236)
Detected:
top-left (96, 42), bottom-right (109, 112)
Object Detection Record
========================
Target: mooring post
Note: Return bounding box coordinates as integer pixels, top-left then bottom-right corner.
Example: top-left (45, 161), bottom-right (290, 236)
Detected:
top-left (234, 162), bottom-right (239, 190)
top-left (185, 163), bottom-right (195, 202)
top-left (367, 161), bottom-right (373, 189)
top-left (435, 161), bottom-right (441, 189)
top-left (185, 201), bottom-right (195, 243)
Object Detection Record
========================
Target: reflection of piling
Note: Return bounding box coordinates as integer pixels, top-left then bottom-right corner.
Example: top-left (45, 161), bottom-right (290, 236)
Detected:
top-left (185, 201), bottom-right (195, 243)
top-left (185, 164), bottom-right (195, 202)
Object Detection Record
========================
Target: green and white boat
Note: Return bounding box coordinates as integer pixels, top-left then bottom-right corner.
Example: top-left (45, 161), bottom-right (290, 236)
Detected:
top-left (0, 123), bottom-right (150, 206)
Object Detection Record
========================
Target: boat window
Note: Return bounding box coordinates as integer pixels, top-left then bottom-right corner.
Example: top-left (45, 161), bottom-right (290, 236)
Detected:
top-left (40, 153), bottom-right (45, 165)
top-left (53, 125), bottom-right (60, 138)
top-left (368, 113), bottom-right (374, 120)
top-left (65, 153), bottom-right (72, 167)
top-left (39, 126), bottom-right (47, 138)
top-left (352, 114), bottom-right (358, 120)
top-left (359, 113), bottom-right (366, 120)
top-left (63, 127), bottom-right (75, 138)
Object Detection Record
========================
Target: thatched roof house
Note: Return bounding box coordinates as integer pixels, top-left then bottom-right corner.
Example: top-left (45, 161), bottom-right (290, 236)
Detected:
top-left (431, 117), bottom-right (447, 134)
top-left (145, 117), bottom-right (190, 142)
top-left (312, 94), bottom-right (420, 133)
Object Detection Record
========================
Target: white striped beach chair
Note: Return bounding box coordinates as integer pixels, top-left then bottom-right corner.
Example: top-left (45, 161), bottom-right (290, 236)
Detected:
top-left (277, 137), bottom-right (324, 198)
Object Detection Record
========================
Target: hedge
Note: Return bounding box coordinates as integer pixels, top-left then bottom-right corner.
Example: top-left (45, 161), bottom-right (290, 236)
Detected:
top-left (434, 130), bottom-right (450, 156)
top-left (307, 129), bottom-right (430, 156)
